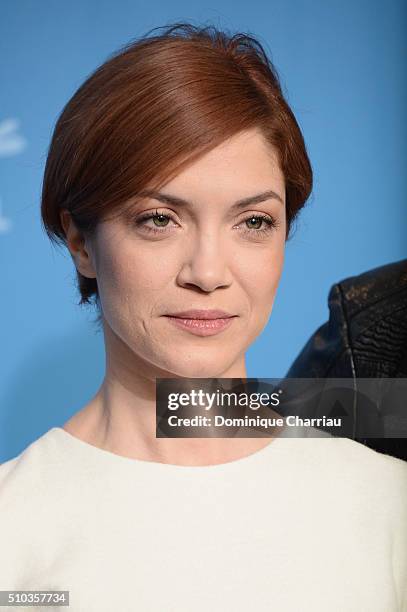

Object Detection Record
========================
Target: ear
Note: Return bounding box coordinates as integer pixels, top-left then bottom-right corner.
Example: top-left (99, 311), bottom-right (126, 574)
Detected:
top-left (60, 210), bottom-right (97, 279)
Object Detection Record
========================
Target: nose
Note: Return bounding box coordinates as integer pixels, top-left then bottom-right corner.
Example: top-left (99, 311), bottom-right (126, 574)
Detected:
top-left (176, 230), bottom-right (233, 293)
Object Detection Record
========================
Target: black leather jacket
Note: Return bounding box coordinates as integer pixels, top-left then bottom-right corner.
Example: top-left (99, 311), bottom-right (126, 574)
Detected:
top-left (286, 258), bottom-right (407, 461)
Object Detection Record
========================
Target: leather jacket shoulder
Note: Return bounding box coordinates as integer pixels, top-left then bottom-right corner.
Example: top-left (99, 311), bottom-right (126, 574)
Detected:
top-left (286, 258), bottom-right (407, 378)
top-left (285, 258), bottom-right (407, 460)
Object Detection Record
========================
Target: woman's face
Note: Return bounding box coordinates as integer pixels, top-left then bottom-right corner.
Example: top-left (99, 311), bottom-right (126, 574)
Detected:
top-left (85, 127), bottom-right (286, 379)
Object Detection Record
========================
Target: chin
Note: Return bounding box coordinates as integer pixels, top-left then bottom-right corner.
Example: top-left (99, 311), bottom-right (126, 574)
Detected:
top-left (160, 358), bottom-right (232, 380)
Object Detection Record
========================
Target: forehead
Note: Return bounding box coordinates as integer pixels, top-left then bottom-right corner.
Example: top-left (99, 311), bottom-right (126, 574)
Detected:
top-left (158, 128), bottom-right (285, 201)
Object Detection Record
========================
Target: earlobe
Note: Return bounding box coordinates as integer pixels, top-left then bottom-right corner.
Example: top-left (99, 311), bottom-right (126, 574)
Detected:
top-left (60, 210), bottom-right (97, 279)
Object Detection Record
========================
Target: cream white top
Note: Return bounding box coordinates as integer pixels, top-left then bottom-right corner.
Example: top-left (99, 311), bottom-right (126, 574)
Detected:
top-left (0, 427), bottom-right (406, 612)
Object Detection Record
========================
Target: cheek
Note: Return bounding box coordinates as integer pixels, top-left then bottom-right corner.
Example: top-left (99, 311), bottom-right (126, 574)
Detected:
top-left (238, 239), bottom-right (285, 303)
top-left (95, 249), bottom-right (132, 306)
top-left (235, 239), bottom-right (285, 340)
top-left (95, 241), bottom-right (173, 314)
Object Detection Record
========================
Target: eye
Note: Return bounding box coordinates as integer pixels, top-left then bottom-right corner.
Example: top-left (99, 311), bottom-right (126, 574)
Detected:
top-left (135, 209), bottom-right (177, 234)
top-left (238, 214), bottom-right (279, 238)
top-left (149, 213), bottom-right (170, 227)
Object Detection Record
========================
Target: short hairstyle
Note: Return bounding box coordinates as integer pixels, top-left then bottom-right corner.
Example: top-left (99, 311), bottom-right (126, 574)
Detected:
top-left (41, 21), bottom-right (313, 320)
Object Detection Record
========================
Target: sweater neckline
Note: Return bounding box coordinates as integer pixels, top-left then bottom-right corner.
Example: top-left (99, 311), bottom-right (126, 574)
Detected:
top-left (50, 426), bottom-right (287, 472)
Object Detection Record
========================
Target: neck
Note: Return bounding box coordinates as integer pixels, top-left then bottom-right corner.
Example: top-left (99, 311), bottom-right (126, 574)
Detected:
top-left (63, 324), bottom-right (278, 466)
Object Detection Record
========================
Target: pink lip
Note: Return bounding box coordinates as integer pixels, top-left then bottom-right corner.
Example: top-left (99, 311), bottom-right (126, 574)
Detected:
top-left (165, 315), bottom-right (235, 336)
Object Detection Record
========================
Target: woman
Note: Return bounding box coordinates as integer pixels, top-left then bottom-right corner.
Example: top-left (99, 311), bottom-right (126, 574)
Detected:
top-left (1, 22), bottom-right (406, 612)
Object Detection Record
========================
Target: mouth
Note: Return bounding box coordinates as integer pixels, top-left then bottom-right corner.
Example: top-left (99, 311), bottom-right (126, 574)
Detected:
top-left (163, 314), bottom-right (237, 337)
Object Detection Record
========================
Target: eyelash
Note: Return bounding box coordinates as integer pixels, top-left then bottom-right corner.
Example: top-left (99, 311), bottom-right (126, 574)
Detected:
top-left (135, 209), bottom-right (279, 238)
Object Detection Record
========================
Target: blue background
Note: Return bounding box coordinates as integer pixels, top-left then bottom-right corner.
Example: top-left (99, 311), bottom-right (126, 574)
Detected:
top-left (1, 0), bottom-right (406, 462)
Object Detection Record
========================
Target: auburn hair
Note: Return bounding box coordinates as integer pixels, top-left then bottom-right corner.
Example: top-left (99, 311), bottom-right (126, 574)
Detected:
top-left (41, 21), bottom-right (313, 310)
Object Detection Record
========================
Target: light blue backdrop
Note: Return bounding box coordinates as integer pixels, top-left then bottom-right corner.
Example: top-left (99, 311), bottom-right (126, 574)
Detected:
top-left (1, 0), bottom-right (406, 462)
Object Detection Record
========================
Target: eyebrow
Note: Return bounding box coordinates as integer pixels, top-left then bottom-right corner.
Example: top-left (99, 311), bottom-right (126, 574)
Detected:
top-left (136, 188), bottom-right (285, 209)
